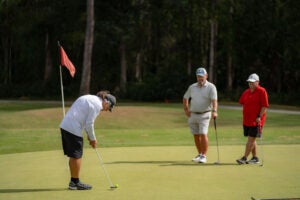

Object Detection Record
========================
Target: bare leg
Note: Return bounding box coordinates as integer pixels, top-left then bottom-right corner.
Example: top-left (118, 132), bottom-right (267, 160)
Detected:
top-left (69, 157), bottom-right (81, 178)
top-left (244, 137), bottom-right (257, 158)
top-left (200, 134), bottom-right (208, 155)
top-left (193, 134), bottom-right (202, 154)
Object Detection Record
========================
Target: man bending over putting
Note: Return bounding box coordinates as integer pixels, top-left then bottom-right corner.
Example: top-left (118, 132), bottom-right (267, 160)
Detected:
top-left (60, 90), bottom-right (116, 190)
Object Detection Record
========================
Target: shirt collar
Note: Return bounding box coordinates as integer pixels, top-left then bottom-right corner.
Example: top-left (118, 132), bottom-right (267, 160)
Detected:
top-left (197, 80), bottom-right (208, 87)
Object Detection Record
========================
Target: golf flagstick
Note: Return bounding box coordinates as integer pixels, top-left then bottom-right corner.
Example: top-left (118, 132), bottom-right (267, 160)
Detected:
top-left (213, 118), bottom-right (220, 164)
top-left (94, 148), bottom-right (118, 189)
top-left (58, 41), bottom-right (69, 171)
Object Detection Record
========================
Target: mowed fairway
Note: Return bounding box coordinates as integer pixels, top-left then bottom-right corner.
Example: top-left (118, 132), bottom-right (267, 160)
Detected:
top-left (0, 101), bottom-right (300, 200)
top-left (0, 145), bottom-right (300, 200)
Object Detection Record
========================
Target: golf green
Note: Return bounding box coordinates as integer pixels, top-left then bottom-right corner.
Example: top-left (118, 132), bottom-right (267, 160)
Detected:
top-left (0, 145), bottom-right (299, 200)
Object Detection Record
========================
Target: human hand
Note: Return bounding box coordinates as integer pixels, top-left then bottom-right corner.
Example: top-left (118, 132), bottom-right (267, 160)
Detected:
top-left (89, 140), bottom-right (97, 148)
top-left (184, 109), bottom-right (191, 117)
top-left (256, 117), bottom-right (261, 123)
top-left (212, 111), bottom-right (218, 119)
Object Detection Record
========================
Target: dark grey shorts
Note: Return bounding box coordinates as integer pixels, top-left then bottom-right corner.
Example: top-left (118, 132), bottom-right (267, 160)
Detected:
top-left (243, 125), bottom-right (262, 138)
top-left (60, 128), bottom-right (83, 158)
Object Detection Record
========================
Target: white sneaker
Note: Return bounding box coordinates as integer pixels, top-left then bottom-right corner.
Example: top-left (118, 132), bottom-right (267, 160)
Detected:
top-left (192, 154), bottom-right (202, 162)
top-left (198, 155), bottom-right (207, 163)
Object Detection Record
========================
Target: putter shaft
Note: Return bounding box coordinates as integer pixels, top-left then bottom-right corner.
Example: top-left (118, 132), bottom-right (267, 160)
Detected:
top-left (95, 148), bottom-right (116, 188)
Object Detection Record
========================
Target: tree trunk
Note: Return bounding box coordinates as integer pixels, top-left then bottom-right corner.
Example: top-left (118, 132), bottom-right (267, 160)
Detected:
top-left (135, 52), bottom-right (142, 82)
top-left (79, 0), bottom-right (94, 95)
top-left (209, 19), bottom-right (215, 82)
top-left (120, 37), bottom-right (127, 92)
top-left (227, 51), bottom-right (233, 91)
top-left (2, 32), bottom-right (11, 85)
top-left (43, 31), bottom-right (53, 85)
top-left (226, 5), bottom-right (234, 92)
top-left (209, 0), bottom-right (218, 83)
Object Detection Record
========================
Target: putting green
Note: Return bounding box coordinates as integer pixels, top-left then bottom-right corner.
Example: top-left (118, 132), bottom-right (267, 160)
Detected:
top-left (0, 145), bottom-right (299, 200)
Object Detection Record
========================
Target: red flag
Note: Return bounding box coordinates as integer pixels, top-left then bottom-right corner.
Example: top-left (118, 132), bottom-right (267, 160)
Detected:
top-left (60, 46), bottom-right (76, 77)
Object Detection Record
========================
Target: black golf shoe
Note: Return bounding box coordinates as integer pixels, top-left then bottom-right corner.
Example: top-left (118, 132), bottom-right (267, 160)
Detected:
top-left (236, 156), bottom-right (247, 164)
top-left (246, 157), bottom-right (260, 164)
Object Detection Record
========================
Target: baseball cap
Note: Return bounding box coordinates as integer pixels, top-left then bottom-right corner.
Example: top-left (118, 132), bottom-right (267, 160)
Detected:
top-left (105, 94), bottom-right (116, 112)
top-left (246, 73), bottom-right (259, 82)
top-left (196, 67), bottom-right (207, 77)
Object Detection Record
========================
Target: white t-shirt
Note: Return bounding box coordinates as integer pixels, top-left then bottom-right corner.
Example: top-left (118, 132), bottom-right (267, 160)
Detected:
top-left (183, 81), bottom-right (217, 112)
top-left (59, 95), bottom-right (103, 141)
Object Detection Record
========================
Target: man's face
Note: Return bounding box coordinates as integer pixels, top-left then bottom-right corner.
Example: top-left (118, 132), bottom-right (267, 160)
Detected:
top-left (197, 74), bottom-right (207, 86)
top-left (248, 81), bottom-right (259, 90)
top-left (103, 100), bottom-right (111, 111)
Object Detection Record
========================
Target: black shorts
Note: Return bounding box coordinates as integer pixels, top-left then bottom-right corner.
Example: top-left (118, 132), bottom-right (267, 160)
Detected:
top-left (60, 128), bottom-right (83, 158)
top-left (243, 125), bottom-right (262, 138)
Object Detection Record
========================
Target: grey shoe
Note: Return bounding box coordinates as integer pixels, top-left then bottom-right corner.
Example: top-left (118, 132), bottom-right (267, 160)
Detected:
top-left (246, 157), bottom-right (260, 164)
top-left (236, 157), bottom-right (247, 165)
top-left (69, 181), bottom-right (92, 190)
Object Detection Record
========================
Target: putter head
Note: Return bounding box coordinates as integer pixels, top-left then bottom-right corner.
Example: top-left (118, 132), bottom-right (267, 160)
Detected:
top-left (110, 184), bottom-right (119, 189)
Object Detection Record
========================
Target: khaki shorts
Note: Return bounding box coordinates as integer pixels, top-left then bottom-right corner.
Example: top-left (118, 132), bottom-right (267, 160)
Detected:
top-left (188, 112), bottom-right (211, 135)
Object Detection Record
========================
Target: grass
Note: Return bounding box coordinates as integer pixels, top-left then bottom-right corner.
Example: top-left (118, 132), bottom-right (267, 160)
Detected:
top-left (0, 101), bottom-right (299, 200)
top-left (0, 146), bottom-right (300, 200)
top-left (0, 101), bottom-right (300, 154)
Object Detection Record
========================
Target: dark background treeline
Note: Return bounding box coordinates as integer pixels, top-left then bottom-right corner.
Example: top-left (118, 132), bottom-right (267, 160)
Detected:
top-left (1, 0), bottom-right (299, 105)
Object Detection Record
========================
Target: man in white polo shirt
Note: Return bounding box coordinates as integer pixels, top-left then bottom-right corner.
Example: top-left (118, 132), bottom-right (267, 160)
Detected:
top-left (60, 90), bottom-right (116, 190)
top-left (183, 67), bottom-right (218, 163)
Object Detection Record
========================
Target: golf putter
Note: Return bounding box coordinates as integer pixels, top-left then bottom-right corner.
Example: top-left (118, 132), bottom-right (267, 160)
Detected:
top-left (213, 118), bottom-right (220, 164)
top-left (257, 123), bottom-right (264, 167)
top-left (95, 148), bottom-right (119, 189)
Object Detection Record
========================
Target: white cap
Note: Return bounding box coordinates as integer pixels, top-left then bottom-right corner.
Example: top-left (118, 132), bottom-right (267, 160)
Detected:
top-left (247, 73), bottom-right (259, 82)
top-left (196, 68), bottom-right (207, 77)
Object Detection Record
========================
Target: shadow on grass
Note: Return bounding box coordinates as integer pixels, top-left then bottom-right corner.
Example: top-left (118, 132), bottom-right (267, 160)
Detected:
top-left (109, 160), bottom-right (238, 166)
top-left (0, 188), bottom-right (67, 193)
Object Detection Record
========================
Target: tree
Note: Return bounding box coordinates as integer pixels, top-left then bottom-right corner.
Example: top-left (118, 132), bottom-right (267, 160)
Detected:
top-left (80, 0), bottom-right (94, 95)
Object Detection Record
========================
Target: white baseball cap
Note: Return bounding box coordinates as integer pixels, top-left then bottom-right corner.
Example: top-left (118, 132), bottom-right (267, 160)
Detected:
top-left (247, 73), bottom-right (259, 82)
top-left (196, 68), bottom-right (207, 77)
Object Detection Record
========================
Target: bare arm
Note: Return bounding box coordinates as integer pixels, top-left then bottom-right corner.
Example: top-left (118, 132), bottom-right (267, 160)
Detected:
top-left (256, 106), bottom-right (268, 123)
top-left (183, 98), bottom-right (191, 117)
top-left (212, 99), bottom-right (218, 119)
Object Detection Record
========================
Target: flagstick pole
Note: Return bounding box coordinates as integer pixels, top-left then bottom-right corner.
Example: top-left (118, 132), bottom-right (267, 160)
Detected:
top-left (58, 41), bottom-right (69, 171)
top-left (59, 64), bottom-right (69, 171)
top-left (59, 65), bottom-right (66, 117)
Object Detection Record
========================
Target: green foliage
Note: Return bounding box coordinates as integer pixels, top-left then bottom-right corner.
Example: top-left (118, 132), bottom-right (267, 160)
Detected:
top-left (0, 0), bottom-right (299, 105)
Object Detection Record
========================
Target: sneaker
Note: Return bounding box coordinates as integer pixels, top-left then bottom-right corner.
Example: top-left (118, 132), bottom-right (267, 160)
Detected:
top-left (236, 156), bottom-right (247, 165)
top-left (192, 154), bottom-right (202, 162)
top-left (198, 155), bottom-right (207, 163)
top-left (246, 157), bottom-right (259, 164)
top-left (69, 181), bottom-right (92, 190)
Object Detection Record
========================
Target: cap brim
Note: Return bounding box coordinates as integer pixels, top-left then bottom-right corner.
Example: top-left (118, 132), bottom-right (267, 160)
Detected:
top-left (247, 79), bottom-right (257, 82)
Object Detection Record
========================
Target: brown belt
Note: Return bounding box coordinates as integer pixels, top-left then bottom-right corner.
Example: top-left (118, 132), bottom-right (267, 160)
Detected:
top-left (192, 111), bottom-right (211, 114)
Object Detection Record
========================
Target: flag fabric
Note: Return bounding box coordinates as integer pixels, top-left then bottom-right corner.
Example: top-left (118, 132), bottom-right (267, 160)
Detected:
top-left (60, 46), bottom-right (76, 77)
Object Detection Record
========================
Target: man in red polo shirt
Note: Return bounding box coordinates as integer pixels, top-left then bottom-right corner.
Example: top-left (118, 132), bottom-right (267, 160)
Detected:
top-left (236, 73), bottom-right (269, 164)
